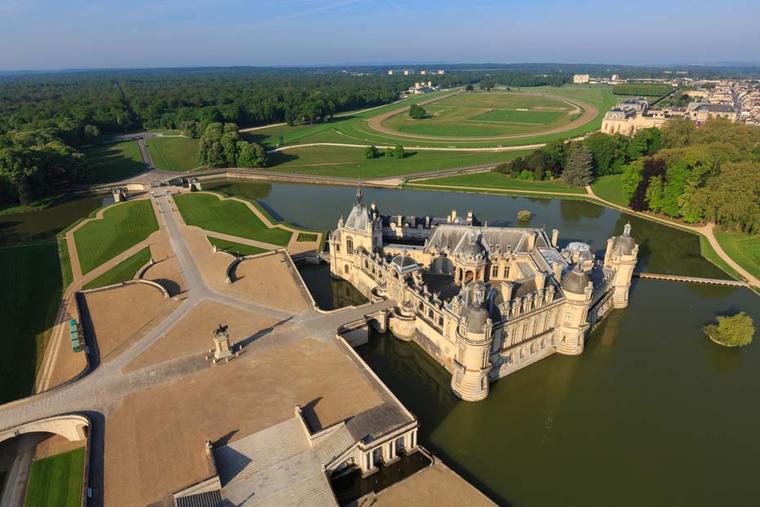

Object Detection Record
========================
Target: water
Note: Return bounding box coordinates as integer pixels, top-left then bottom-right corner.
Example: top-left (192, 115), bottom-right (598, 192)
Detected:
top-left (298, 263), bottom-right (367, 310)
top-left (205, 180), bottom-right (728, 278)
top-left (192, 180), bottom-right (760, 505)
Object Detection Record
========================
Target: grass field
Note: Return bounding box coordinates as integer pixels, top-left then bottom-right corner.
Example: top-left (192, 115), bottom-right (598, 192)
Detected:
top-left (0, 243), bottom-right (61, 403)
top-left (297, 232), bottom-right (318, 242)
top-left (73, 200), bottom-right (158, 274)
top-left (83, 246), bottom-right (151, 290)
top-left (412, 171), bottom-right (587, 194)
top-left (208, 236), bottom-right (267, 256)
top-left (714, 229), bottom-right (760, 281)
top-left (266, 145), bottom-right (531, 178)
top-left (84, 141), bottom-right (145, 183)
top-left (175, 193), bottom-right (293, 246)
top-left (24, 447), bottom-right (85, 507)
top-left (57, 236), bottom-right (74, 290)
top-left (145, 136), bottom-right (200, 172)
top-left (382, 91), bottom-right (575, 138)
top-left (591, 174), bottom-right (627, 206)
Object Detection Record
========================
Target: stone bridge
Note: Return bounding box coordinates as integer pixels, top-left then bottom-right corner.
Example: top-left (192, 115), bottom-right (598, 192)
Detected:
top-left (634, 272), bottom-right (749, 287)
top-left (0, 414), bottom-right (89, 445)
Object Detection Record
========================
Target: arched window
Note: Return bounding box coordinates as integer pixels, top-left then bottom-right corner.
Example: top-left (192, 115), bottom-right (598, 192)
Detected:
top-left (346, 236), bottom-right (354, 255)
top-left (344, 264), bottom-right (349, 274)
top-left (492, 265), bottom-right (499, 278)
top-left (428, 309), bottom-right (434, 320)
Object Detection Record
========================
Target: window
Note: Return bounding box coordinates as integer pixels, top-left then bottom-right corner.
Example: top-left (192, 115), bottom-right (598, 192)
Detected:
top-left (492, 265), bottom-right (499, 278)
top-left (336, 244), bottom-right (341, 253)
top-left (563, 309), bottom-right (573, 325)
top-left (346, 236), bottom-right (354, 255)
top-left (344, 264), bottom-right (349, 274)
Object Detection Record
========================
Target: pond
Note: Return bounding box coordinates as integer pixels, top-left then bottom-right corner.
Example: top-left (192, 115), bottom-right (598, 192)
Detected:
top-left (180, 180), bottom-right (760, 505)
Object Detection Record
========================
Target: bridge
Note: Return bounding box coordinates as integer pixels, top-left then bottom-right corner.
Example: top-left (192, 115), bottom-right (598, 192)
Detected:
top-left (634, 272), bottom-right (749, 287)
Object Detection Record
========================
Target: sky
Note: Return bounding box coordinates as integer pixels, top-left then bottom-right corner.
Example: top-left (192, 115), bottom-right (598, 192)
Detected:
top-left (0, 0), bottom-right (758, 70)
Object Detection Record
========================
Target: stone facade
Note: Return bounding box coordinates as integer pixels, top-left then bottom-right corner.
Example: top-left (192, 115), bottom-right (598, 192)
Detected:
top-left (329, 190), bottom-right (638, 401)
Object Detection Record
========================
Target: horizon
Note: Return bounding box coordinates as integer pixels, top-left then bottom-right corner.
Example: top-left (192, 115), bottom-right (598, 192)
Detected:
top-left (1, 0), bottom-right (758, 71)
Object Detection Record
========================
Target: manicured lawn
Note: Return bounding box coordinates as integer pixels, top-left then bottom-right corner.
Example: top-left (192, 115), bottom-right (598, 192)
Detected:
top-left (73, 200), bottom-right (158, 275)
top-left (413, 171), bottom-right (587, 194)
top-left (714, 229), bottom-right (760, 281)
top-left (57, 236), bottom-right (73, 290)
top-left (0, 242), bottom-right (62, 403)
top-left (84, 141), bottom-right (145, 183)
top-left (208, 236), bottom-right (268, 256)
top-left (83, 247), bottom-right (151, 290)
top-left (145, 136), bottom-right (200, 172)
top-left (591, 174), bottom-right (627, 206)
top-left (267, 146), bottom-right (531, 178)
top-left (297, 232), bottom-right (318, 242)
top-left (175, 193), bottom-right (293, 246)
top-left (25, 447), bottom-right (85, 507)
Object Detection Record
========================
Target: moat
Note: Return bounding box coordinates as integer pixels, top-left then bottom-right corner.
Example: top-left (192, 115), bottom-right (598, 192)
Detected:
top-left (12, 180), bottom-right (759, 506)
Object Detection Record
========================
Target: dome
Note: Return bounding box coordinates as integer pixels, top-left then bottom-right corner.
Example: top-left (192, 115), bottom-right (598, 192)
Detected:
top-left (458, 231), bottom-right (485, 259)
top-left (561, 268), bottom-right (590, 294)
top-left (464, 306), bottom-right (490, 332)
top-left (391, 254), bottom-right (418, 274)
top-left (613, 222), bottom-right (636, 255)
top-left (344, 203), bottom-right (372, 231)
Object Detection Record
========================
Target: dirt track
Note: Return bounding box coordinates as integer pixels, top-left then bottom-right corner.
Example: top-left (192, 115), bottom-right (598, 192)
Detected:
top-left (365, 91), bottom-right (598, 143)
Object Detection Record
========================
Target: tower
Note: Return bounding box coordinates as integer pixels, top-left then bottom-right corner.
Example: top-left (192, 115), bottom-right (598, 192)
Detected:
top-left (329, 188), bottom-right (381, 280)
top-left (556, 266), bottom-right (593, 356)
top-left (451, 283), bottom-right (494, 401)
top-left (604, 223), bottom-right (639, 309)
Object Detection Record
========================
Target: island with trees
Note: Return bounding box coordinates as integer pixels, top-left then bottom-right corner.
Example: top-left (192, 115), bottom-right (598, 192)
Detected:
top-left (703, 312), bottom-right (755, 347)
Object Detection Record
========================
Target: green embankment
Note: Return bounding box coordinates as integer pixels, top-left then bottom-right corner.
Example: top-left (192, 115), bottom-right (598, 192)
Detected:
top-left (296, 232), bottom-right (318, 242)
top-left (84, 141), bottom-right (145, 183)
top-left (591, 174), bottom-right (627, 206)
top-left (714, 229), bottom-right (760, 281)
top-left (175, 193), bottom-right (292, 246)
top-left (82, 247), bottom-right (151, 290)
top-left (699, 236), bottom-right (741, 279)
top-left (266, 146), bottom-right (530, 178)
top-left (24, 448), bottom-right (85, 507)
top-left (57, 236), bottom-right (74, 290)
top-left (73, 200), bottom-right (158, 275)
top-left (208, 236), bottom-right (267, 256)
top-left (412, 171), bottom-right (587, 194)
top-left (0, 243), bottom-right (62, 403)
top-left (145, 136), bottom-right (200, 172)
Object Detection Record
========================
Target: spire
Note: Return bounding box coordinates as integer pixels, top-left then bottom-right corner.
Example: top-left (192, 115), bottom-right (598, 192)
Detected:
top-left (355, 186), bottom-right (364, 206)
top-left (623, 222), bottom-right (632, 237)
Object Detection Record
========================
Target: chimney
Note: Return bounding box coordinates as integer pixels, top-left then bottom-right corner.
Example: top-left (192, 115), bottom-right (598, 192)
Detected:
top-left (551, 229), bottom-right (559, 248)
top-left (534, 272), bottom-right (546, 292)
top-left (450, 210), bottom-right (457, 222)
top-left (552, 262), bottom-right (563, 280)
top-left (526, 232), bottom-right (536, 251)
top-left (500, 282), bottom-right (514, 302)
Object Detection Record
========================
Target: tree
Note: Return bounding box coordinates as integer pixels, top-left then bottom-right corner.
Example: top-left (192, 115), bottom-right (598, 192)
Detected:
top-left (628, 128), bottom-right (663, 159)
top-left (621, 160), bottom-right (644, 205)
top-left (364, 145), bottom-right (378, 159)
top-left (465, 84), bottom-right (474, 92)
top-left (703, 312), bottom-right (755, 347)
top-left (236, 141), bottom-right (267, 168)
top-left (584, 133), bottom-right (630, 176)
top-left (662, 117), bottom-right (696, 148)
top-left (562, 143), bottom-right (594, 186)
top-left (629, 158), bottom-right (666, 211)
top-left (541, 139), bottom-right (566, 177)
top-left (393, 144), bottom-right (405, 159)
top-left (83, 124), bottom-right (101, 142)
top-left (517, 210), bottom-right (532, 222)
top-left (409, 104), bottom-right (426, 119)
top-left (384, 146), bottom-right (394, 158)
top-left (690, 161), bottom-right (760, 233)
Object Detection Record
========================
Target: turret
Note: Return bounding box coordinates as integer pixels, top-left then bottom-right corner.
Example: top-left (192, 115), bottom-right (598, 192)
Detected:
top-left (604, 223), bottom-right (638, 309)
top-left (451, 283), bottom-right (493, 401)
top-left (556, 266), bottom-right (593, 355)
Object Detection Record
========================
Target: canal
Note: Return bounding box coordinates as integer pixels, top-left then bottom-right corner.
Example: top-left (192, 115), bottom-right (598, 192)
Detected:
top-left (205, 179), bottom-right (760, 506)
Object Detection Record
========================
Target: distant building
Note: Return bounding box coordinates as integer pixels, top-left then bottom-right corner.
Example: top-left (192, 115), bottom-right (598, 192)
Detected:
top-left (403, 69), bottom-right (411, 76)
top-left (387, 70), bottom-right (394, 76)
top-left (420, 70), bottom-right (427, 75)
top-left (437, 69), bottom-right (445, 75)
top-left (573, 74), bottom-right (590, 84)
top-left (687, 103), bottom-right (737, 124)
top-left (611, 74), bottom-right (620, 82)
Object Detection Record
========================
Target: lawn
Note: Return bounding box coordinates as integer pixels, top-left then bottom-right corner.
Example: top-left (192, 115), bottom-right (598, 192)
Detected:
top-left (591, 174), bottom-right (627, 206)
top-left (175, 193), bottom-right (293, 246)
top-left (84, 141), bottom-right (145, 183)
top-left (208, 236), bottom-right (268, 256)
top-left (412, 171), bottom-right (587, 194)
top-left (242, 86), bottom-right (611, 150)
top-left (145, 136), bottom-right (200, 172)
top-left (73, 200), bottom-right (158, 275)
top-left (24, 447), bottom-right (85, 507)
top-left (699, 236), bottom-right (741, 280)
top-left (471, 109), bottom-right (564, 125)
top-left (83, 246), bottom-right (151, 290)
top-left (267, 145), bottom-right (531, 178)
top-left (714, 229), bottom-right (760, 281)
top-left (297, 232), bottom-right (318, 242)
top-left (57, 236), bottom-right (74, 290)
top-left (0, 242), bottom-right (62, 403)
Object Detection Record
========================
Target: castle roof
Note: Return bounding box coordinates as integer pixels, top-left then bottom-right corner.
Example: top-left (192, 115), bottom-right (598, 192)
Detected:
top-left (561, 266), bottom-right (591, 294)
top-left (424, 224), bottom-right (549, 259)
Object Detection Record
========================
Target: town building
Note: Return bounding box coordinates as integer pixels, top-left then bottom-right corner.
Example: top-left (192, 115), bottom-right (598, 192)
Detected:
top-left (573, 74), bottom-right (590, 84)
top-left (329, 190), bottom-right (638, 402)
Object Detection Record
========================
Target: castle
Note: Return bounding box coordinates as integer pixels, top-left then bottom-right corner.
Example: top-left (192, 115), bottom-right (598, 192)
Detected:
top-left (329, 190), bottom-right (638, 401)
